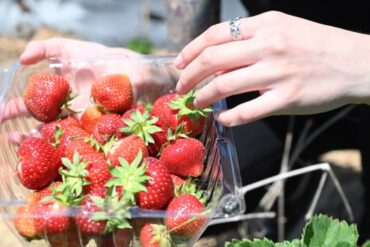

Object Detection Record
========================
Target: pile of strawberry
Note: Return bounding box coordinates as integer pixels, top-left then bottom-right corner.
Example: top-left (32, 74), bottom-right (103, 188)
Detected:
top-left (14, 73), bottom-right (212, 247)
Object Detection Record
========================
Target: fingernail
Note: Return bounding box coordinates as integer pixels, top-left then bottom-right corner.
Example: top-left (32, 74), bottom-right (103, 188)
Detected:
top-left (174, 53), bottom-right (185, 69)
top-left (193, 98), bottom-right (199, 108)
top-left (176, 81), bottom-right (183, 93)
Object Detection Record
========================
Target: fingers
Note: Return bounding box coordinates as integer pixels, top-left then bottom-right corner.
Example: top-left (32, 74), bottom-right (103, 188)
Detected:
top-left (0, 98), bottom-right (29, 122)
top-left (216, 92), bottom-right (283, 126)
top-left (174, 16), bottom-right (258, 69)
top-left (19, 39), bottom-right (65, 65)
top-left (176, 39), bottom-right (261, 94)
top-left (193, 63), bottom-right (274, 109)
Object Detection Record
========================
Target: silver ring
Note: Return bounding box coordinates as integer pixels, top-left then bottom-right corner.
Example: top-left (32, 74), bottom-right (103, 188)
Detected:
top-left (229, 17), bottom-right (242, 40)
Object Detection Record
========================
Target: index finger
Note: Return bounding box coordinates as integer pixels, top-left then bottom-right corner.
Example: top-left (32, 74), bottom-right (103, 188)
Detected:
top-left (174, 16), bottom-right (259, 69)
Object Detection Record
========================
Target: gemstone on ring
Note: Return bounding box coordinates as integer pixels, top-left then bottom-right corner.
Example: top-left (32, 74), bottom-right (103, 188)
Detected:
top-left (229, 17), bottom-right (242, 40)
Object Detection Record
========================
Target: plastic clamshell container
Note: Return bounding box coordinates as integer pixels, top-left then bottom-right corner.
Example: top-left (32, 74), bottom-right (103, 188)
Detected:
top-left (0, 55), bottom-right (245, 247)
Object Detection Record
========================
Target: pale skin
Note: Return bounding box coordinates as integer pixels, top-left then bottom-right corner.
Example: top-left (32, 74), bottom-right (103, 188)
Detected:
top-left (175, 11), bottom-right (370, 126)
top-left (9, 11), bottom-right (370, 127)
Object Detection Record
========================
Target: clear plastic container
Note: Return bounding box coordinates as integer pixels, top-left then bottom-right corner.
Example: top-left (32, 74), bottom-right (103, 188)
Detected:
top-left (0, 55), bottom-right (245, 246)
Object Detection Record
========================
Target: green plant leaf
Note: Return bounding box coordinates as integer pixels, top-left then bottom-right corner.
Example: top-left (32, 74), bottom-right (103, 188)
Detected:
top-left (361, 240), bottom-right (370, 247)
top-left (302, 215), bottom-right (358, 247)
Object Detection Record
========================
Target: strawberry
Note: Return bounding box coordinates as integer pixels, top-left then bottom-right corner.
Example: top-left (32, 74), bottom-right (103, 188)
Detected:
top-left (91, 74), bottom-right (133, 113)
top-left (47, 223), bottom-right (86, 247)
top-left (14, 204), bottom-right (39, 239)
top-left (23, 73), bottom-right (71, 122)
top-left (80, 106), bottom-right (104, 133)
top-left (151, 91), bottom-right (210, 137)
top-left (82, 153), bottom-right (111, 193)
top-left (93, 113), bottom-right (125, 144)
top-left (75, 188), bottom-right (107, 235)
top-left (140, 224), bottom-right (172, 247)
top-left (121, 110), bottom-right (167, 156)
top-left (64, 138), bottom-right (100, 160)
top-left (41, 117), bottom-right (81, 145)
top-left (136, 157), bottom-right (173, 209)
top-left (57, 126), bottom-right (90, 154)
top-left (28, 182), bottom-right (61, 204)
top-left (160, 138), bottom-right (205, 177)
top-left (108, 135), bottom-right (149, 167)
top-left (164, 194), bottom-right (207, 239)
top-left (17, 137), bottom-right (63, 190)
top-left (101, 228), bottom-right (132, 247)
top-left (34, 200), bottom-right (70, 235)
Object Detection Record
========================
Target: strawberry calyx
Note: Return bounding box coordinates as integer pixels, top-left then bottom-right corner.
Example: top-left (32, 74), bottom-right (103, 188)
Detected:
top-left (175, 178), bottom-right (207, 205)
top-left (121, 110), bottom-right (162, 145)
top-left (50, 152), bottom-right (90, 206)
top-left (52, 126), bottom-right (64, 148)
top-left (106, 150), bottom-right (150, 204)
top-left (72, 135), bottom-right (104, 152)
top-left (149, 224), bottom-right (173, 246)
top-left (158, 123), bottom-right (189, 155)
top-left (60, 91), bottom-right (80, 117)
top-left (90, 187), bottom-right (132, 233)
top-left (169, 91), bottom-right (212, 122)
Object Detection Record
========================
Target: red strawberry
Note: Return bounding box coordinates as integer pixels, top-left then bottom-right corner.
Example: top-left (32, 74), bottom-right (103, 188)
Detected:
top-left (64, 138), bottom-right (100, 160)
top-left (17, 137), bottom-right (63, 190)
top-left (91, 74), bottom-right (133, 113)
top-left (108, 135), bottom-right (149, 167)
top-left (41, 117), bottom-right (81, 144)
top-left (121, 110), bottom-right (168, 156)
top-left (140, 224), bottom-right (172, 247)
top-left (14, 204), bottom-right (39, 239)
top-left (160, 138), bottom-right (205, 177)
top-left (47, 223), bottom-right (87, 247)
top-left (136, 157), bottom-right (174, 209)
top-left (34, 201), bottom-right (70, 235)
top-left (151, 92), bottom-right (209, 137)
top-left (93, 113), bottom-right (125, 144)
top-left (101, 228), bottom-right (132, 247)
top-left (23, 73), bottom-right (71, 122)
top-left (82, 153), bottom-right (111, 193)
top-left (57, 126), bottom-right (90, 154)
top-left (28, 182), bottom-right (62, 204)
top-left (80, 106), bottom-right (104, 133)
top-left (164, 194), bottom-right (207, 239)
top-left (75, 188), bottom-right (107, 235)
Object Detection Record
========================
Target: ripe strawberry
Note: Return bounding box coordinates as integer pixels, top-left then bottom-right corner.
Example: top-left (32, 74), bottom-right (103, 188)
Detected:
top-left (91, 74), bottom-right (133, 113)
top-left (80, 106), bottom-right (104, 133)
top-left (56, 126), bottom-right (90, 155)
top-left (101, 228), bottom-right (132, 247)
top-left (23, 73), bottom-right (71, 122)
top-left (160, 138), bottom-right (205, 177)
top-left (41, 117), bottom-right (81, 144)
top-left (28, 182), bottom-right (62, 204)
top-left (75, 188), bottom-right (107, 235)
top-left (34, 201), bottom-right (70, 235)
top-left (121, 110), bottom-right (167, 156)
top-left (164, 194), bottom-right (207, 239)
top-left (82, 153), bottom-right (111, 193)
top-left (140, 224), bottom-right (172, 247)
top-left (64, 138), bottom-right (100, 160)
top-left (108, 135), bottom-right (149, 167)
top-left (14, 204), bottom-right (39, 239)
top-left (136, 157), bottom-right (174, 209)
top-left (151, 92), bottom-right (210, 137)
top-left (47, 223), bottom-right (86, 247)
top-left (17, 137), bottom-right (63, 190)
top-left (93, 113), bottom-right (125, 144)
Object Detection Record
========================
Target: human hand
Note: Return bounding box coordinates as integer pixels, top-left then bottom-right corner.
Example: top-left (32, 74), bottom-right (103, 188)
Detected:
top-left (175, 11), bottom-right (370, 126)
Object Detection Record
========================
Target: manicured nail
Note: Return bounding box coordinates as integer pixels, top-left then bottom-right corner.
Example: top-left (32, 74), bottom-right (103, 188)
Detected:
top-left (174, 53), bottom-right (185, 68)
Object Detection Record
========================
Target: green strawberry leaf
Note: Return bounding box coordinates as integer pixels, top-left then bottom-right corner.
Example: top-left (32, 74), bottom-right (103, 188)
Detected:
top-left (362, 241), bottom-right (370, 247)
top-left (302, 215), bottom-right (358, 247)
